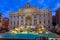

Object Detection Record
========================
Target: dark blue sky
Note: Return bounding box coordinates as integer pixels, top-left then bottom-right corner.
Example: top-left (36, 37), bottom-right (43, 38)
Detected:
top-left (0, 0), bottom-right (60, 17)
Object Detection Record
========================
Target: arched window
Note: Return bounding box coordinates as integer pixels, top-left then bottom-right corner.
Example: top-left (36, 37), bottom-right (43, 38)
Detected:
top-left (34, 19), bottom-right (37, 25)
top-left (44, 20), bottom-right (45, 24)
top-left (39, 21), bottom-right (41, 24)
top-left (34, 15), bottom-right (36, 18)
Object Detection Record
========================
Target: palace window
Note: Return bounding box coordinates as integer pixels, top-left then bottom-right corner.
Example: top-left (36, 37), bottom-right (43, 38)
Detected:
top-left (13, 27), bottom-right (15, 29)
top-left (45, 14), bottom-right (47, 16)
top-left (39, 21), bottom-right (41, 24)
top-left (39, 15), bottom-right (41, 17)
top-left (41, 14), bottom-right (44, 16)
top-left (17, 21), bottom-right (19, 25)
top-left (34, 22), bottom-right (37, 25)
top-left (14, 16), bottom-right (15, 18)
top-left (26, 23), bottom-right (27, 25)
top-left (34, 20), bottom-right (36, 22)
top-left (21, 20), bottom-right (23, 22)
top-left (11, 21), bottom-right (12, 25)
top-left (17, 16), bottom-right (19, 19)
top-left (30, 23), bottom-right (32, 25)
top-left (21, 16), bottom-right (24, 19)
top-left (44, 20), bottom-right (45, 24)
top-left (17, 21), bottom-right (19, 26)
top-left (10, 16), bottom-right (12, 19)
top-left (14, 21), bottom-right (15, 25)
top-left (34, 15), bottom-right (36, 18)
top-left (21, 20), bottom-right (24, 25)
top-left (48, 20), bottom-right (50, 24)
top-left (34, 20), bottom-right (37, 25)
top-left (44, 14), bottom-right (45, 17)
top-left (48, 13), bottom-right (50, 17)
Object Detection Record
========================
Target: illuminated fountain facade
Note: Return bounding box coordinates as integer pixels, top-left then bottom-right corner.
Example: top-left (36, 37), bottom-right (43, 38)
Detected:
top-left (9, 3), bottom-right (52, 34)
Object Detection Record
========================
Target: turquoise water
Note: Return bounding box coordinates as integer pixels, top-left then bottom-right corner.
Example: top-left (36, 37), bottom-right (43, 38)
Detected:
top-left (1, 32), bottom-right (58, 40)
top-left (3, 33), bottom-right (39, 39)
top-left (2, 33), bottom-right (40, 40)
top-left (2, 33), bottom-right (57, 38)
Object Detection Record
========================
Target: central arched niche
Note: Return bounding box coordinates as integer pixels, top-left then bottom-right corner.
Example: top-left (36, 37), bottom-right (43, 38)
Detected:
top-left (26, 16), bottom-right (31, 25)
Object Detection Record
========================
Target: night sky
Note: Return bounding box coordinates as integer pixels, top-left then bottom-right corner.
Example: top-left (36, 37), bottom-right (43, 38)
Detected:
top-left (0, 0), bottom-right (60, 17)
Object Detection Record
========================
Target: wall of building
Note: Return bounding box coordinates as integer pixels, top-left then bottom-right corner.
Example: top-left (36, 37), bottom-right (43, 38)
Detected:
top-left (2, 18), bottom-right (9, 30)
top-left (9, 3), bottom-right (52, 29)
top-left (0, 14), bottom-right (2, 28)
top-left (56, 8), bottom-right (60, 24)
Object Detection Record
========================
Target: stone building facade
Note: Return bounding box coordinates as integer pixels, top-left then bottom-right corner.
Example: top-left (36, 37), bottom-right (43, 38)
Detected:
top-left (56, 8), bottom-right (60, 24)
top-left (2, 18), bottom-right (9, 30)
top-left (0, 13), bottom-right (2, 28)
top-left (9, 3), bottom-right (52, 29)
